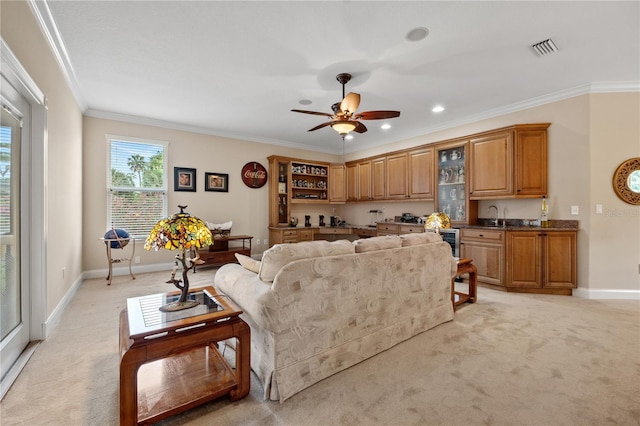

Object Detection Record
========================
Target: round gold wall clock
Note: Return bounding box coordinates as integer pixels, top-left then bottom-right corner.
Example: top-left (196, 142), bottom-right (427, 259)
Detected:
top-left (612, 157), bottom-right (640, 205)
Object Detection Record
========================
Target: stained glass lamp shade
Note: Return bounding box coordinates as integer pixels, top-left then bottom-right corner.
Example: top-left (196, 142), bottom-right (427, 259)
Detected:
top-left (424, 212), bottom-right (452, 232)
top-left (145, 205), bottom-right (213, 311)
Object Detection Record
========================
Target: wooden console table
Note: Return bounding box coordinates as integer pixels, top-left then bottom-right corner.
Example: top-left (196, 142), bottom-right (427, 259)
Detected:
top-left (119, 286), bottom-right (250, 425)
top-left (195, 235), bottom-right (252, 270)
top-left (452, 258), bottom-right (477, 311)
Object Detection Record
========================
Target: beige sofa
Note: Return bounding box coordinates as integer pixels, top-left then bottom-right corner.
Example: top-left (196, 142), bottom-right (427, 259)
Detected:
top-left (213, 233), bottom-right (457, 402)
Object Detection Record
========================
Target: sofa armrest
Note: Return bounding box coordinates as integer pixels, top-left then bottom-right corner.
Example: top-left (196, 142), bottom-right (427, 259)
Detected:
top-left (213, 263), bottom-right (278, 331)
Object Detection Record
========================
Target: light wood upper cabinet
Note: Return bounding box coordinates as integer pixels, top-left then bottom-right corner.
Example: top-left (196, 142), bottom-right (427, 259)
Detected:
top-left (386, 152), bottom-right (409, 199)
top-left (469, 131), bottom-right (513, 197)
top-left (329, 164), bottom-right (346, 203)
top-left (358, 160), bottom-right (372, 201)
top-left (346, 162), bottom-right (358, 202)
top-left (515, 127), bottom-right (548, 196)
top-left (408, 147), bottom-right (434, 199)
top-left (371, 157), bottom-right (386, 200)
top-left (469, 123), bottom-right (549, 199)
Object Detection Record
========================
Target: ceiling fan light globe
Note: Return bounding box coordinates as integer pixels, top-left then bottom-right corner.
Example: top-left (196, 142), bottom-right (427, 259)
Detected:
top-left (331, 121), bottom-right (357, 136)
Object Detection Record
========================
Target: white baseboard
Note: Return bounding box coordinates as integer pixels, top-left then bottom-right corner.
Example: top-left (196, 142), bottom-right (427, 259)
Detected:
top-left (573, 287), bottom-right (640, 300)
top-left (43, 273), bottom-right (83, 338)
top-left (81, 262), bottom-right (177, 280)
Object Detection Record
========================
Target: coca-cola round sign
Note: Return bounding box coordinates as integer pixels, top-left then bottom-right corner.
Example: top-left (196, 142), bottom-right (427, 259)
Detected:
top-left (241, 162), bottom-right (268, 188)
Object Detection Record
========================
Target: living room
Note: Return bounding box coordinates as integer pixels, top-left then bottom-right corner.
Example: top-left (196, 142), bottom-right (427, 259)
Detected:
top-left (1, 0), bottom-right (639, 424)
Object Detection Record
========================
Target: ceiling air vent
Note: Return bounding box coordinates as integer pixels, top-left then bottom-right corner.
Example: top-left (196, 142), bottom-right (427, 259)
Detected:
top-left (531, 38), bottom-right (558, 57)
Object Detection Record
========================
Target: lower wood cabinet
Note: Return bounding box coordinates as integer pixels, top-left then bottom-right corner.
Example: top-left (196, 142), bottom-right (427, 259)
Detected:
top-left (269, 228), bottom-right (316, 246)
top-left (460, 228), bottom-right (505, 286)
top-left (506, 230), bottom-right (577, 294)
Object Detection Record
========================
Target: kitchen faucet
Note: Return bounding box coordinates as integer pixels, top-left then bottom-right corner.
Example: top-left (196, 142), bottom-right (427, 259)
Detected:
top-left (488, 205), bottom-right (499, 226)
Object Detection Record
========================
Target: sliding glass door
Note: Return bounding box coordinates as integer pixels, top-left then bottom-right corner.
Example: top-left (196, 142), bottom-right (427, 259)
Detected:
top-left (0, 76), bottom-right (30, 389)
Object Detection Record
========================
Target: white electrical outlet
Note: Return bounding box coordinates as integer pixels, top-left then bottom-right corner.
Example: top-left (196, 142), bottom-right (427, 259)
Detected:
top-left (263, 239), bottom-right (268, 246)
top-left (571, 205), bottom-right (579, 215)
top-left (134, 256), bottom-right (140, 264)
top-left (596, 204), bottom-right (603, 214)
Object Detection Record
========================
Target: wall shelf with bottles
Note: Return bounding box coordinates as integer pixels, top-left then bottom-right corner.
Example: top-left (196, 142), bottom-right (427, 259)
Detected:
top-left (268, 156), bottom-right (331, 227)
top-left (291, 162), bottom-right (328, 202)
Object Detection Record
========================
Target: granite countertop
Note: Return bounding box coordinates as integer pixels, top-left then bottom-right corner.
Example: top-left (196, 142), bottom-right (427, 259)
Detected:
top-left (459, 219), bottom-right (579, 231)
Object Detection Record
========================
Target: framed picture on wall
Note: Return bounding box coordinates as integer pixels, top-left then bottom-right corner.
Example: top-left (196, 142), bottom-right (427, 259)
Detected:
top-left (205, 172), bottom-right (229, 192)
top-left (174, 167), bottom-right (196, 192)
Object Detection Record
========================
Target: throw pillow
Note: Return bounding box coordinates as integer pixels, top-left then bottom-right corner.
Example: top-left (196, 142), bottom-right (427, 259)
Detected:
top-left (235, 253), bottom-right (261, 274)
top-left (399, 232), bottom-right (443, 246)
top-left (353, 235), bottom-right (402, 253)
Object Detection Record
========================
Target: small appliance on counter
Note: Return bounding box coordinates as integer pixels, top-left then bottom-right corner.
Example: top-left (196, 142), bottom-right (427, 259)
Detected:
top-left (330, 216), bottom-right (345, 227)
top-left (319, 215), bottom-right (325, 227)
top-left (304, 215), bottom-right (311, 227)
top-left (400, 213), bottom-right (419, 223)
top-left (368, 210), bottom-right (382, 227)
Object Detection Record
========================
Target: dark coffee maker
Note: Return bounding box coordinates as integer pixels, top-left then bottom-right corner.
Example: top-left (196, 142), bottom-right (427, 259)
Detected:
top-left (330, 216), bottom-right (337, 227)
top-left (304, 215), bottom-right (311, 227)
top-left (319, 215), bottom-right (325, 227)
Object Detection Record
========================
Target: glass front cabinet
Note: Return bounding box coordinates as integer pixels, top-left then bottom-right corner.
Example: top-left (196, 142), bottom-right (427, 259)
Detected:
top-left (435, 141), bottom-right (477, 225)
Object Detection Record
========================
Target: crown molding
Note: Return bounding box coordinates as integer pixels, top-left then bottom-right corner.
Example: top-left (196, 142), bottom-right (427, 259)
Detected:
top-left (84, 109), bottom-right (339, 155)
top-left (405, 82), bottom-right (640, 151)
top-left (27, 0), bottom-right (87, 111)
top-left (88, 80), bottom-right (639, 156)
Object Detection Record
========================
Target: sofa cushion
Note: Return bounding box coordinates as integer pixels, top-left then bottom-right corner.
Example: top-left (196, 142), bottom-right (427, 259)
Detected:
top-left (258, 239), bottom-right (355, 282)
top-left (235, 253), bottom-right (261, 274)
top-left (399, 232), bottom-right (443, 246)
top-left (353, 235), bottom-right (402, 253)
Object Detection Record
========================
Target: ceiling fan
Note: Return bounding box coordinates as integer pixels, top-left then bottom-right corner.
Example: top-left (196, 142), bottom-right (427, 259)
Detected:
top-left (291, 73), bottom-right (401, 139)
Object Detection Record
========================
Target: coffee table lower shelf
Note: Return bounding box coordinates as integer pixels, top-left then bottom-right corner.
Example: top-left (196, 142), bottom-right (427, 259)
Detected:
top-left (137, 344), bottom-right (236, 424)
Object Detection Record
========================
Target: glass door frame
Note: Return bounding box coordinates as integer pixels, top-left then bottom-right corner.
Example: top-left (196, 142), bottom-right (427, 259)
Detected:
top-left (1, 39), bottom-right (47, 399)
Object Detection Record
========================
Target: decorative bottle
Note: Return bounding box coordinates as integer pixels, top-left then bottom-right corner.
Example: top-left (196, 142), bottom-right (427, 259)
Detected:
top-left (540, 196), bottom-right (549, 227)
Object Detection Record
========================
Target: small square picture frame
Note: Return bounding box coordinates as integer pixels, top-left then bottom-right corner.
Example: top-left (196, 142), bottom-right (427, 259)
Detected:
top-left (205, 172), bottom-right (229, 192)
top-left (174, 167), bottom-right (196, 192)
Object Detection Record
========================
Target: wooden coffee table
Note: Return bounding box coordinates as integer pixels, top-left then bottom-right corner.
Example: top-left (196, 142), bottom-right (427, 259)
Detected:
top-left (119, 286), bottom-right (250, 425)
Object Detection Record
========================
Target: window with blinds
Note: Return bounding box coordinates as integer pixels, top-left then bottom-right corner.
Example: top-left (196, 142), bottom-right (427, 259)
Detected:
top-left (107, 137), bottom-right (167, 238)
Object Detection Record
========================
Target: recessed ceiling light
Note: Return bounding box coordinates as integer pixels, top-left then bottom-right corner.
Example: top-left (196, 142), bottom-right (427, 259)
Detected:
top-left (406, 27), bottom-right (429, 42)
top-left (299, 99), bottom-right (312, 105)
top-left (432, 105), bottom-right (445, 113)
top-left (381, 123), bottom-right (391, 130)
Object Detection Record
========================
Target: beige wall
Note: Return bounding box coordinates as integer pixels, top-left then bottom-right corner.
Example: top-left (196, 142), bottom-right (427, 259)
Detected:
top-left (82, 117), bottom-right (341, 272)
top-left (6, 0), bottom-right (638, 306)
top-left (83, 93), bottom-right (639, 294)
top-left (588, 93), bottom-right (640, 293)
top-left (343, 93), bottom-right (639, 293)
top-left (1, 1), bottom-right (84, 315)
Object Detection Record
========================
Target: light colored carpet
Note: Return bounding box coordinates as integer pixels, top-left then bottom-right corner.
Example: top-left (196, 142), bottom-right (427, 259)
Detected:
top-left (1, 269), bottom-right (639, 425)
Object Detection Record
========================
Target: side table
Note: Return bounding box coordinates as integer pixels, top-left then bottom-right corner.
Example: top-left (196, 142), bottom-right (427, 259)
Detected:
top-left (452, 258), bottom-right (477, 310)
top-left (119, 286), bottom-right (250, 425)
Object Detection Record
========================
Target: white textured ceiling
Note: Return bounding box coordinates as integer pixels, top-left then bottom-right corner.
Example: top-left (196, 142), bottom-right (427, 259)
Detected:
top-left (42, 1), bottom-right (639, 154)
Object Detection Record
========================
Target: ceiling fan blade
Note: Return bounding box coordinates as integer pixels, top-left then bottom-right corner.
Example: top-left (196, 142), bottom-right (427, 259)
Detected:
top-left (353, 121), bottom-right (368, 133)
top-left (291, 109), bottom-right (333, 117)
top-left (355, 110), bottom-right (401, 120)
top-left (308, 121), bottom-right (332, 132)
top-left (340, 92), bottom-right (361, 114)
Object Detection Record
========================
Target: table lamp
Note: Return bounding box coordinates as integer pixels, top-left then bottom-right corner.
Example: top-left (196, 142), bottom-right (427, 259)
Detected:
top-left (424, 211), bottom-right (452, 233)
top-left (145, 205), bottom-right (213, 312)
